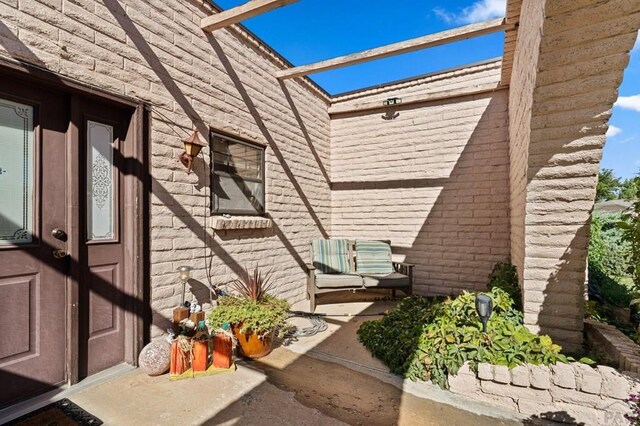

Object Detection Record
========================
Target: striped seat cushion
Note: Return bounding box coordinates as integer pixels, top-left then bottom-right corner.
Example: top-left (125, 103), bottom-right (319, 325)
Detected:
top-left (311, 239), bottom-right (351, 274)
top-left (355, 240), bottom-right (394, 274)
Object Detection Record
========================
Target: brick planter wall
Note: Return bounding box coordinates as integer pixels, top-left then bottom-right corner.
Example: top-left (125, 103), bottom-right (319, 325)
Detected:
top-left (585, 319), bottom-right (640, 373)
top-left (449, 362), bottom-right (640, 425)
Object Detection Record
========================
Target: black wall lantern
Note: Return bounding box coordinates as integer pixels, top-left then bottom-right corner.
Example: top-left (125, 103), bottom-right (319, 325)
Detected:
top-left (475, 294), bottom-right (493, 333)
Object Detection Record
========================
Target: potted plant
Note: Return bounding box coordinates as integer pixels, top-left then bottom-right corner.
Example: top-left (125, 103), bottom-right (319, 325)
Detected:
top-left (207, 267), bottom-right (289, 358)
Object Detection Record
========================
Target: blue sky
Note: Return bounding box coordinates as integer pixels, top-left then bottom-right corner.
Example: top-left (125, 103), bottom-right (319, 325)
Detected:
top-left (605, 37), bottom-right (640, 180)
top-left (213, 0), bottom-right (640, 180)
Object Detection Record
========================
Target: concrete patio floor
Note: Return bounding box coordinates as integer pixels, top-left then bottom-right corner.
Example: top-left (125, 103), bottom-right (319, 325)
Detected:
top-left (62, 298), bottom-right (528, 425)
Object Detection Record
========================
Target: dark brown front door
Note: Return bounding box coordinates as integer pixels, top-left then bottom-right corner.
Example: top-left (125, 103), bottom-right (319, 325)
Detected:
top-left (77, 99), bottom-right (127, 378)
top-left (0, 76), bottom-right (138, 407)
top-left (0, 83), bottom-right (69, 407)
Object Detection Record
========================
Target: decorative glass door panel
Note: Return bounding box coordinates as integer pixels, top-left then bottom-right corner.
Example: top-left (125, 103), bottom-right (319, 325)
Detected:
top-left (86, 120), bottom-right (116, 242)
top-left (0, 99), bottom-right (34, 245)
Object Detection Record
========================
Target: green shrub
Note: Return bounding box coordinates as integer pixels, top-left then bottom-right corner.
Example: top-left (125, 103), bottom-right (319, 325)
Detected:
top-left (619, 194), bottom-right (640, 290)
top-left (589, 212), bottom-right (631, 279)
top-left (358, 287), bottom-right (572, 389)
top-left (487, 262), bottom-right (521, 310)
top-left (588, 263), bottom-right (633, 307)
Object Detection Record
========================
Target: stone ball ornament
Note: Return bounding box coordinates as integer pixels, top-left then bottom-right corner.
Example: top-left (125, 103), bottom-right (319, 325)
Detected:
top-left (138, 339), bottom-right (172, 376)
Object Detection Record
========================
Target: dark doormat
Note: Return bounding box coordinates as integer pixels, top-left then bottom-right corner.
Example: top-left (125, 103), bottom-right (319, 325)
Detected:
top-left (6, 398), bottom-right (103, 425)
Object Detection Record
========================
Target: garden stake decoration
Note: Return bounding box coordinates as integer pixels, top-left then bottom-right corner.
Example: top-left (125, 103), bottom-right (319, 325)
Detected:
top-left (475, 294), bottom-right (493, 333)
top-left (177, 265), bottom-right (193, 307)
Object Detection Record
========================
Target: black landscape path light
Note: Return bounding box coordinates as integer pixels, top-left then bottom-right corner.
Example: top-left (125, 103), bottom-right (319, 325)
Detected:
top-left (475, 294), bottom-right (493, 333)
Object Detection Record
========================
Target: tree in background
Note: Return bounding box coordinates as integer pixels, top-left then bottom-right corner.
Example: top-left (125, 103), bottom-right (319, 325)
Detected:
top-left (596, 168), bottom-right (640, 202)
top-left (596, 169), bottom-right (622, 201)
top-left (620, 176), bottom-right (640, 200)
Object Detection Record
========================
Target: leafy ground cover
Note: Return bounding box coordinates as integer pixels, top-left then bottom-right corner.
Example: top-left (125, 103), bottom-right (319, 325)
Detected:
top-left (357, 265), bottom-right (590, 389)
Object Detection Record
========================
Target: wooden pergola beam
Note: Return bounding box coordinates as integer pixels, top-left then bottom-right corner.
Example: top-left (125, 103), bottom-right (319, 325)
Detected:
top-left (201, 0), bottom-right (300, 32)
top-left (328, 83), bottom-right (506, 115)
top-left (276, 18), bottom-right (511, 79)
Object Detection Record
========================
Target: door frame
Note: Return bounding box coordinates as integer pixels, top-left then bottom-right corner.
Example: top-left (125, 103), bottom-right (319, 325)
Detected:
top-left (0, 59), bottom-right (150, 387)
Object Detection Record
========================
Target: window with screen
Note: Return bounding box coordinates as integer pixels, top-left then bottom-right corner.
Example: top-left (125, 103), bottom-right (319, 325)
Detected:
top-left (211, 131), bottom-right (265, 215)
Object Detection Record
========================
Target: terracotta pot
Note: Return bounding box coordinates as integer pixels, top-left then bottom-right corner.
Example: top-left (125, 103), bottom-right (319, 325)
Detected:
top-left (232, 325), bottom-right (274, 359)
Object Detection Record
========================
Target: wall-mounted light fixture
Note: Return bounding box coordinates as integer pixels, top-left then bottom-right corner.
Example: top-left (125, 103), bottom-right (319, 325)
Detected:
top-left (475, 294), bottom-right (493, 333)
top-left (179, 130), bottom-right (207, 174)
top-left (382, 97), bottom-right (402, 120)
top-left (383, 97), bottom-right (402, 106)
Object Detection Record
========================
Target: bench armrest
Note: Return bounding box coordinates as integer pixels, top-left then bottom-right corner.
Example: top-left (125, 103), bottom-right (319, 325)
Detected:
top-left (393, 261), bottom-right (414, 295)
top-left (305, 263), bottom-right (316, 271)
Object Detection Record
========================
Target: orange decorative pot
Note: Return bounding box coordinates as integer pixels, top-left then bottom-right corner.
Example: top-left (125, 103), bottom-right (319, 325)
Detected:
top-left (192, 340), bottom-right (209, 372)
top-left (232, 325), bottom-right (274, 359)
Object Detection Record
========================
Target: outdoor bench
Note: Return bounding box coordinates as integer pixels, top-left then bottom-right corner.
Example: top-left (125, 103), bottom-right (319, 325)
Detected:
top-left (306, 239), bottom-right (414, 312)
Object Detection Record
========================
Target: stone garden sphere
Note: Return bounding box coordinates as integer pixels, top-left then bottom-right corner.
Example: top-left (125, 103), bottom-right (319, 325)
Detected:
top-left (138, 339), bottom-right (171, 376)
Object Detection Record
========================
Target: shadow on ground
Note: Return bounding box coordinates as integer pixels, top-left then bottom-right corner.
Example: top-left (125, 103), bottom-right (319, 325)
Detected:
top-left (206, 300), bottom-right (519, 426)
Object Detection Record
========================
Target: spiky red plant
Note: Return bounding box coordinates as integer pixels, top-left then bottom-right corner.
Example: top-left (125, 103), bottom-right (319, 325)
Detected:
top-left (229, 267), bottom-right (275, 302)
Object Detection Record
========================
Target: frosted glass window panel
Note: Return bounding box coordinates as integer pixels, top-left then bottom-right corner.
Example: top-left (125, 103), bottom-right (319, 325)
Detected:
top-left (0, 99), bottom-right (34, 245)
top-left (87, 121), bottom-right (116, 241)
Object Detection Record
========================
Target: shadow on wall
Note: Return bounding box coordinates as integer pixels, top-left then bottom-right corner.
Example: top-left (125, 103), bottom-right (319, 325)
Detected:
top-left (0, 22), bottom-right (46, 68)
top-left (205, 33), bottom-right (330, 240)
top-left (102, 0), bottom-right (209, 137)
top-left (408, 95), bottom-right (511, 295)
top-left (98, 2), bottom-right (328, 302)
top-left (332, 93), bottom-right (511, 296)
top-left (278, 80), bottom-right (332, 188)
top-left (536, 227), bottom-right (589, 351)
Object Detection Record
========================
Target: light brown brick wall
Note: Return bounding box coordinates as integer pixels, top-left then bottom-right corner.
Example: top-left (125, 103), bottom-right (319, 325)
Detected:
top-left (510, 0), bottom-right (640, 350)
top-left (0, 0), bottom-right (332, 336)
top-left (330, 61), bottom-right (511, 295)
top-left (507, 0), bottom-right (545, 297)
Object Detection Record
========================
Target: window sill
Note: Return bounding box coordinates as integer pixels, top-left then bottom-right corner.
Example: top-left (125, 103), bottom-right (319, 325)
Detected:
top-left (211, 216), bottom-right (272, 230)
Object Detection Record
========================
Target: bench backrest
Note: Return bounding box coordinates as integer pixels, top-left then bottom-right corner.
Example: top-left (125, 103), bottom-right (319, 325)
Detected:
top-left (310, 239), bottom-right (392, 274)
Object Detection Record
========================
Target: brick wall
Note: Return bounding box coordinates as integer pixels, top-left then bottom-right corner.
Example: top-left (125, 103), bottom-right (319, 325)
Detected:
top-left (0, 0), bottom-right (332, 337)
top-left (507, 0), bottom-right (545, 293)
top-left (509, 0), bottom-right (640, 350)
top-left (330, 61), bottom-right (511, 295)
top-left (449, 361), bottom-right (640, 425)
